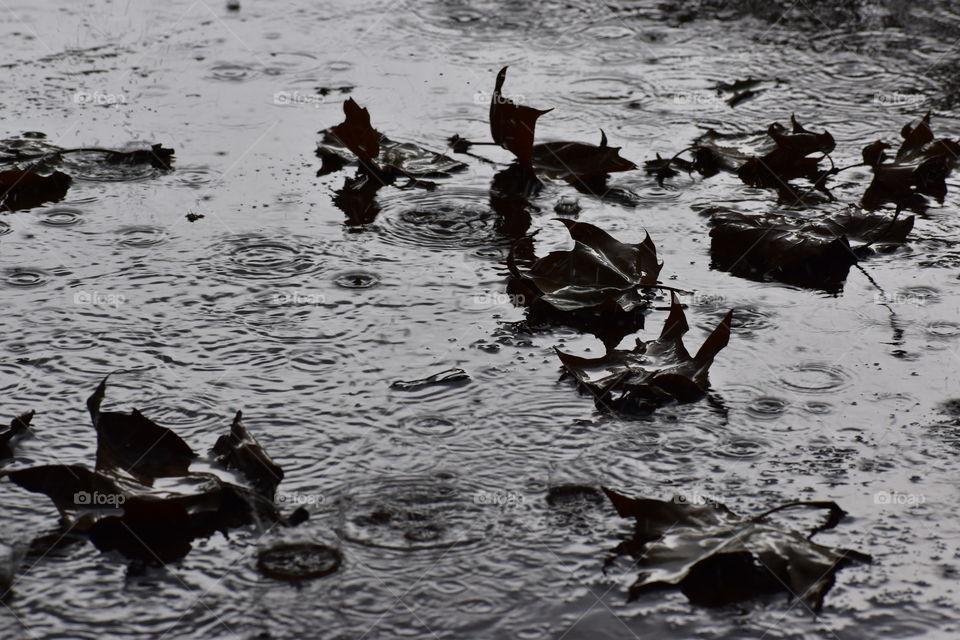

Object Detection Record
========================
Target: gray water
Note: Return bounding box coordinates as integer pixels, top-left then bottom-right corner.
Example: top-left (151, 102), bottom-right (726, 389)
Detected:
top-left (1, 1), bottom-right (959, 638)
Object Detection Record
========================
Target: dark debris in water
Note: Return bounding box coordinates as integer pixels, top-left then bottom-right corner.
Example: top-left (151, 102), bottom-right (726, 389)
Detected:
top-left (2, 376), bottom-right (307, 566)
top-left (603, 488), bottom-right (870, 611)
top-left (390, 368), bottom-right (470, 390)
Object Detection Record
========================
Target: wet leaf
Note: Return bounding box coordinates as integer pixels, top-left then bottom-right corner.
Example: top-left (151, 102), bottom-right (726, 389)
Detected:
top-left (603, 488), bottom-right (870, 611)
top-left (333, 172), bottom-right (384, 226)
top-left (212, 411), bottom-right (284, 500)
top-left (104, 144), bottom-right (175, 170)
top-left (532, 129), bottom-right (637, 180)
top-left (87, 376), bottom-right (197, 482)
top-left (510, 219), bottom-right (663, 314)
top-left (737, 116), bottom-right (835, 198)
top-left (709, 207), bottom-right (914, 290)
top-left (0, 411), bottom-right (33, 460)
top-left (329, 97), bottom-right (381, 170)
top-left (556, 293), bottom-right (732, 412)
top-left (490, 66), bottom-right (553, 173)
top-left (3, 379), bottom-right (307, 566)
top-left (861, 112), bottom-right (960, 212)
top-left (0, 170), bottom-right (71, 211)
top-left (319, 101), bottom-right (465, 178)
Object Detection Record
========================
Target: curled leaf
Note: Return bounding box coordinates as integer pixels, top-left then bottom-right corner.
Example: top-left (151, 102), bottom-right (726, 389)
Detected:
top-left (212, 411), bottom-right (284, 500)
top-left (87, 376), bottom-right (197, 482)
top-left (490, 66), bottom-right (553, 173)
top-left (556, 293), bottom-right (732, 413)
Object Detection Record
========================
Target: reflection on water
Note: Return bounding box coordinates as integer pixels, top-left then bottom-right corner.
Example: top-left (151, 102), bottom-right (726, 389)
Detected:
top-left (1, 0), bottom-right (960, 638)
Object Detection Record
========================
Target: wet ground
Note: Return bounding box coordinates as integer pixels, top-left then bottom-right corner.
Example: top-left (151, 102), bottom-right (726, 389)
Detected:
top-left (1, 1), bottom-right (959, 638)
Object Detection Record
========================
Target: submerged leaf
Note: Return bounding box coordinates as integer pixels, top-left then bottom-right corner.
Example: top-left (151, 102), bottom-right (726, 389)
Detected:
top-left (490, 66), bottom-right (553, 172)
top-left (603, 488), bottom-right (870, 611)
top-left (556, 293), bottom-right (732, 412)
top-left (709, 208), bottom-right (914, 290)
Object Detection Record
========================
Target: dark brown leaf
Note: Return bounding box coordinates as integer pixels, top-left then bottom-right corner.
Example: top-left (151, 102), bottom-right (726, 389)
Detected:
top-left (0, 170), bottom-right (71, 211)
top-left (490, 66), bottom-right (552, 173)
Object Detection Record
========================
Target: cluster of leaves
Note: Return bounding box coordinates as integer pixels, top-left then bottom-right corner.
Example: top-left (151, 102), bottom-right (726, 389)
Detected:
top-left (647, 112), bottom-right (959, 214)
top-left (602, 488), bottom-right (870, 611)
top-left (648, 113), bottom-right (958, 289)
top-left (2, 377), bottom-right (307, 566)
top-left (316, 98), bottom-right (466, 225)
top-left (556, 293), bottom-right (732, 412)
top-left (0, 140), bottom-right (175, 212)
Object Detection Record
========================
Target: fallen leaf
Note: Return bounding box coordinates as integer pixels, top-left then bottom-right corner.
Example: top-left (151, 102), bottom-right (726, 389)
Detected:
top-left (738, 116), bottom-right (835, 198)
top-left (105, 143), bottom-right (175, 170)
top-left (212, 411), bottom-right (284, 500)
top-left (0, 411), bottom-right (33, 460)
top-left (87, 376), bottom-right (197, 482)
top-left (490, 66), bottom-right (553, 173)
top-left (602, 488), bottom-right (870, 611)
top-left (0, 170), bottom-right (71, 211)
top-left (532, 130), bottom-right (637, 181)
top-left (709, 207), bottom-right (914, 290)
top-left (861, 112), bottom-right (960, 212)
top-left (510, 219), bottom-right (663, 314)
top-left (556, 292), bottom-right (732, 412)
top-left (329, 98), bottom-right (381, 171)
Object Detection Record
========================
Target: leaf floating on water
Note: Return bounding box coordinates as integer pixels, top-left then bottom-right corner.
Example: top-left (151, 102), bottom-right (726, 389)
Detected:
top-left (532, 129), bottom-right (638, 181)
top-left (104, 143), bottom-right (175, 170)
top-left (0, 170), bottom-right (71, 211)
top-left (511, 219), bottom-right (663, 314)
top-left (709, 207), bottom-right (914, 291)
top-left (212, 411), bottom-right (284, 500)
top-left (390, 368), bottom-right (470, 390)
top-left (329, 97), bottom-right (382, 171)
top-left (861, 112), bottom-right (960, 212)
top-left (490, 66), bottom-right (553, 174)
top-left (0, 410), bottom-right (34, 460)
top-left (737, 115), bottom-right (835, 200)
top-left (555, 293), bottom-right (732, 413)
top-left (3, 377), bottom-right (307, 566)
top-left (319, 100), bottom-right (465, 178)
top-left (87, 376), bottom-right (197, 482)
top-left (602, 488), bottom-right (870, 611)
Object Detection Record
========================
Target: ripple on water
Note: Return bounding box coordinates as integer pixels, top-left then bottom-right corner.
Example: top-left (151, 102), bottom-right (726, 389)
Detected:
top-left (37, 207), bottom-right (84, 226)
top-left (712, 436), bottom-right (768, 460)
top-left (375, 188), bottom-right (506, 251)
top-left (61, 151), bottom-right (167, 182)
top-left (0, 220), bottom-right (10, 235)
top-left (174, 167), bottom-right (214, 188)
top-left (559, 75), bottom-right (661, 108)
top-left (115, 225), bottom-right (167, 248)
top-left (3, 268), bottom-right (50, 288)
top-left (779, 362), bottom-right (854, 395)
top-left (208, 62), bottom-right (258, 81)
top-left (334, 270), bottom-right (380, 289)
top-left (925, 321), bottom-right (960, 340)
top-left (402, 414), bottom-right (460, 438)
top-left (201, 234), bottom-right (330, 283)
top-left (336, 473), bottom-right (494, 554)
